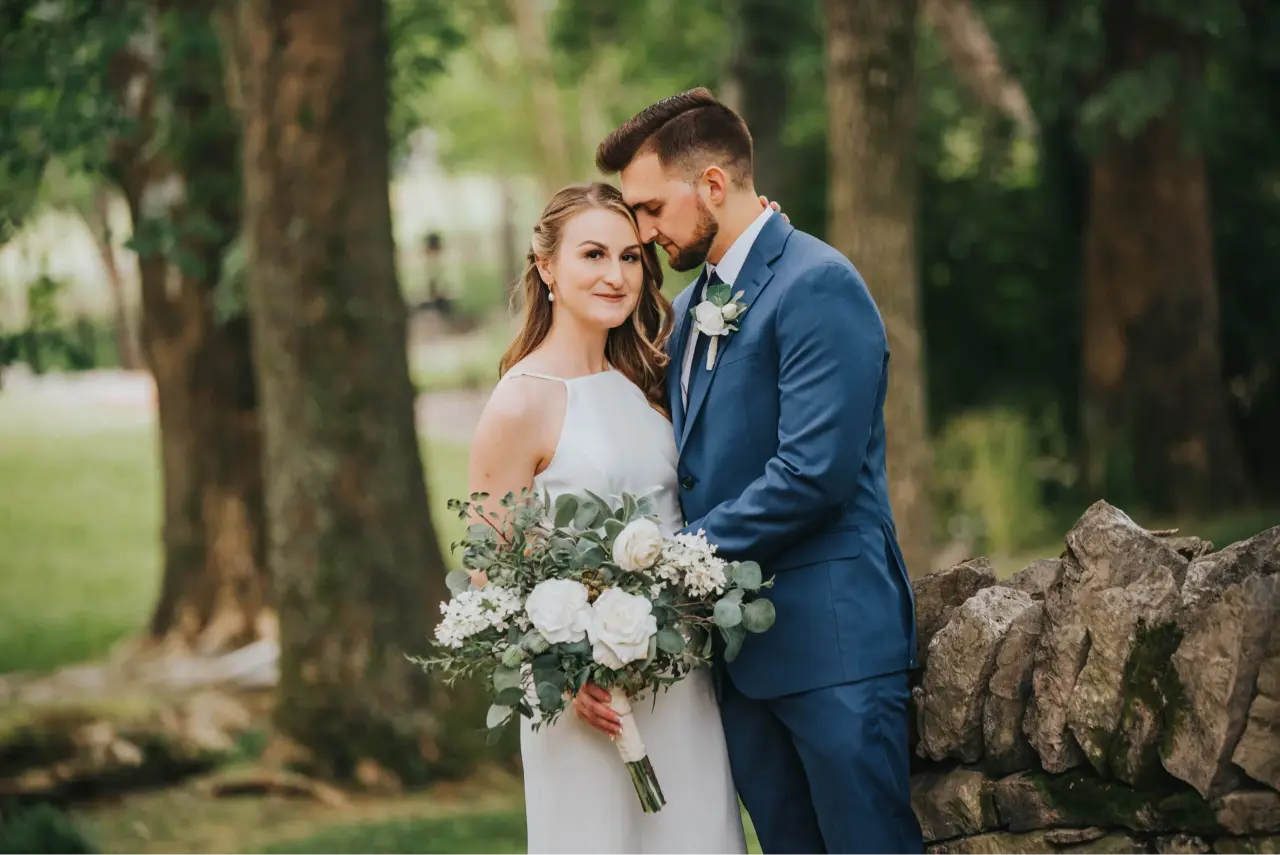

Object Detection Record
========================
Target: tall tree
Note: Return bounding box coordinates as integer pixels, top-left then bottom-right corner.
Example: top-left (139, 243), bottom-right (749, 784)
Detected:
top-left (508, 0), bottom-right (574, 193)
top-left (1073, 1), bottom-right (1249, 513)
top-left (823, 0), bottom-right (934, 575)
top-left (728, 0), bottom-right (801, 204)
top-left (85, 185), bottom-right (144, 371)
top-left (0, 0), bottom-right (270, 654)
top-left (228, 0), bottom-right (452, 782)
top-left (105, 4), bottom-right (270, 655)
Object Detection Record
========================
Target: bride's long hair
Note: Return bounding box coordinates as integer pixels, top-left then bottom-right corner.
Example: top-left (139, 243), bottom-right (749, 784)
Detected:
top-left (500, 182), bottom-right (675, 416)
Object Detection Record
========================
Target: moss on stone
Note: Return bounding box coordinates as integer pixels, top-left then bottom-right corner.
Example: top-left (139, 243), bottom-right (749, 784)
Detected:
top-left (1032, 768), bottom-right (1220, 836)
top-left (1109, 619), bottom-right (1185, 787)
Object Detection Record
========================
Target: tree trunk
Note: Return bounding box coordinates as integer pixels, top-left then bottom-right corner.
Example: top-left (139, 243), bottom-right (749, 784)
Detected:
top-left (921, 0), bottom-right (1035, 138)
top-left (730, 0), bottom-right (796, 204)
top-left (232, 0), bottom-right (454, 784)
top-left (1080, 6), bottom-right (1248, 514)
top-left (823, 0), bottom-right (934, 575)
top-left (508, 0), bottom-right (573, 193)
top-left (109, 6), bottom-right (270, 656)
top-left (1082, 115), bottom-right (1248, 513)
top-left (85, 186), bottom-right (143, 371)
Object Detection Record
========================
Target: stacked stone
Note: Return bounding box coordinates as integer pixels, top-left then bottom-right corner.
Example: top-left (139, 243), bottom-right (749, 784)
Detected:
top-left (908, 502), bottom-right (1279, 854)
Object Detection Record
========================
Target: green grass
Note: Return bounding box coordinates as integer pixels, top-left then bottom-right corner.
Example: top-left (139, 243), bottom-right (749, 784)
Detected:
top-left (0, 408), bottom-right (161, 674)
top-left (262, 809), bottom-right (527, 854)
top-left (0, 398), bottom-right (472, 675)
top-left (76, 781), bottom-right (760, 855)
top-left (264, 808), bottom-right (760, 855)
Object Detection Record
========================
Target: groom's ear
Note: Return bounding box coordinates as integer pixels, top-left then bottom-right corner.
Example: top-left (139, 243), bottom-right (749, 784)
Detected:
top-left (699, 165), bottom-right (731, 206)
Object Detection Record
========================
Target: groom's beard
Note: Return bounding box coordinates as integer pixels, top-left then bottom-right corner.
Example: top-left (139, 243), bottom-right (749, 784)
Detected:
top-left (665, 199), bottom-right (719, 272)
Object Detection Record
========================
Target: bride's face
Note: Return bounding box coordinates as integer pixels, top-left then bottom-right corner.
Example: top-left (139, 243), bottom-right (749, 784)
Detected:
top-left (541, 208), bottom-right (646, 331)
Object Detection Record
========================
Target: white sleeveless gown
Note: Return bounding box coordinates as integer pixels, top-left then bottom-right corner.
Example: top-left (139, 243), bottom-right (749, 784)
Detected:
top-left (505, 367), bottom-right (746, 855)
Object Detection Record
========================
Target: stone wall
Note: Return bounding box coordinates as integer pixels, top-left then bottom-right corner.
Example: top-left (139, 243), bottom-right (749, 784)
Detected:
top-left (909, 501), bottom-right (1279, 854)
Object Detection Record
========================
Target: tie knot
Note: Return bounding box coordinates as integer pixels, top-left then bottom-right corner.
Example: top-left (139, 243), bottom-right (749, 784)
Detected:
top-left (704, 268), bottom-right (723, 294)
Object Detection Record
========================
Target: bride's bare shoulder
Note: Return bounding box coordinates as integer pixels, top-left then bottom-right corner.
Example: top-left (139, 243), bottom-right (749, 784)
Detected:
top-left (474, 370), bottom-right (565, 443)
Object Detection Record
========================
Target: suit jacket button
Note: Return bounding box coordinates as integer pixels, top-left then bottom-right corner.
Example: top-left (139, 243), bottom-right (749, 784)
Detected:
top-left (680, 476), bottom-right (696, 491)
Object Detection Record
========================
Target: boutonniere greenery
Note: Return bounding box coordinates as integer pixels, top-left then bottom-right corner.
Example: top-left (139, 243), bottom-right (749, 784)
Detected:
top-left (691, 283), bottom-right (748, 371)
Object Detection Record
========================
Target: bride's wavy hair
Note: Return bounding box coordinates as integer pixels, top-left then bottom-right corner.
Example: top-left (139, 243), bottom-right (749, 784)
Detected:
top-left (500, 182), bottom-right (675, 415)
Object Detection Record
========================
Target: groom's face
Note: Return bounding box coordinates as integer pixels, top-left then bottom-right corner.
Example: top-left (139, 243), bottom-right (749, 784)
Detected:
top-left (620, 152), bottom-right (719, 272)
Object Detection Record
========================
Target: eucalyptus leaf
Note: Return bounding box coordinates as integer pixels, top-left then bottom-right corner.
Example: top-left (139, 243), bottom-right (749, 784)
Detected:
top-left (731, 561), bottom-right (763, 590)
top-left (722, 625), bottom-right (747, 662)
top-left (463, 550), bottom-right (494, 571)
top-left (743, 598), bottom-right (777, 633)
top-left (531, 654), bottom-right (562, 681)
top-left (656, 627), bottom-right (686, 654)
top-left (536, 682), bottom-right (565, 712)
top-left (573, 500), bottom-right (598, 531)
top-left (623, 493), bottom-right (638, 521)
top-left (561, 639), bottom-right (592, 658)
top-left (493, 666), bottom-right (523, 693)
top-left (714, 599), bottom-right (743, 629)
top-left (486, 704), bottom-right (512, 729)
top-left (554, 495), bottom-right (579, 528)
top-left (445, 569), bottom-right (471, 595)
top-left (724, 588), bottom-right (745, 604)
top-left (707, 282), bottom-right (731, 306)
top-left (495, 686), bottom-right (525, 706)
top-left (485, 727), bottom-right (505, 746)
top-left (604, 517), bottom-right (626, 542)
top-left (581, 489), bottom-right (610, 511)
top-left (579, 542), bottom-right (607, 567)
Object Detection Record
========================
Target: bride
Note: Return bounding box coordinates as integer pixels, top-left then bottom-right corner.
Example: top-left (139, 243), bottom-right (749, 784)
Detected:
top-left (466, 182), bottom-right (752, 854)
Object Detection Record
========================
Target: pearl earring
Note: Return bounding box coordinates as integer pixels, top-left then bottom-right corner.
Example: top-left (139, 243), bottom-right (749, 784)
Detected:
top-left (548, 290), bottom-right (555, 302)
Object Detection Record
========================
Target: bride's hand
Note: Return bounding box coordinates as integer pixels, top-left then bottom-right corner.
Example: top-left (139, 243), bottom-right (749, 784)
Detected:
top-left (759, 195), bottom-right (790, 224)
top-left (573, 681), bottom-right (622, 737)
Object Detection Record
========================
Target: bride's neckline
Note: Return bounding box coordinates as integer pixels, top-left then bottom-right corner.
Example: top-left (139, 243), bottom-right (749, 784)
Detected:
top-left (509, 364), bottom-right (619, 383)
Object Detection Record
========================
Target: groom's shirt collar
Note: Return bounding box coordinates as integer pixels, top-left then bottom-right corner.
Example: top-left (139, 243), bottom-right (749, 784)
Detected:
top-left (705, 206), bottom-right (772, 288)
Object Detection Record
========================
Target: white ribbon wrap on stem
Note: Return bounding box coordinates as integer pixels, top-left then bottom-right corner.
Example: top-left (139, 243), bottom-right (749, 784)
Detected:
top-left (705, 336), bottom-right (718, 371)
top-left (609, 687), bottom-right (646, 763)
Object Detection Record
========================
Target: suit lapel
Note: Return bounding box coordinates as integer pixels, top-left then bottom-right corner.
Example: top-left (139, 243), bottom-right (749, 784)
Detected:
top-left (678, 215), bottom-right (792, 452)
top-left (668, 272), bottom-right (704, 438)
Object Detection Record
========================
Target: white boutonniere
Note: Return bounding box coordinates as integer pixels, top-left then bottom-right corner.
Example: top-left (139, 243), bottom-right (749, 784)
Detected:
top-left (691, 282), bottom-right (748, 371)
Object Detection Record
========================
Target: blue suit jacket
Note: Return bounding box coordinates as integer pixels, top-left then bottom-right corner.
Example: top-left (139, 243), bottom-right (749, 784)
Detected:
top-left (670, 214), bottom-right (918, 700)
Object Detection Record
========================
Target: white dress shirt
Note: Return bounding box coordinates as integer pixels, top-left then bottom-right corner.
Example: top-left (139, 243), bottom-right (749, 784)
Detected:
top-left (681, 206), bottom-right (774, 405)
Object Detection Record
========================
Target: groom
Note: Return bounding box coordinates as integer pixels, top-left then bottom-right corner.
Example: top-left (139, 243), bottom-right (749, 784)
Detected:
top-left (597, 89), bottom-right (923, 854)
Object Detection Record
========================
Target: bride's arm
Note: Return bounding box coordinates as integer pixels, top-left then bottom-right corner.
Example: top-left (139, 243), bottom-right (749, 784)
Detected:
top-left (466, 380), bottom-right (550, 576)
top-left (468, 377), bottom-right (621, 737)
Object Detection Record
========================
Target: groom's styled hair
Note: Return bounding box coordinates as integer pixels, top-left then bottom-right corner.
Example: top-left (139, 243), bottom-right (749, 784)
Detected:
top-left (596, 88), bottom-right (754, 187)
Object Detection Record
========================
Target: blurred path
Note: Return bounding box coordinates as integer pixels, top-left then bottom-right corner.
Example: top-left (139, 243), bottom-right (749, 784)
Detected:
top-left (0, 367), bottom-right (490, 444)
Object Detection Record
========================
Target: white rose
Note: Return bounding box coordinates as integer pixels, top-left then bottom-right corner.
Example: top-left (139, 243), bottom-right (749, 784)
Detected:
top-left (612, 518), bottom-right (664, 572)
top-left (694, 301), bottom-right (726, 335)
top-left (587, 588), bottom-right (658, 669)
top-left (524, 579), bottom-right (592, 644)
top-left (721, 301), bottom-right (743, 321)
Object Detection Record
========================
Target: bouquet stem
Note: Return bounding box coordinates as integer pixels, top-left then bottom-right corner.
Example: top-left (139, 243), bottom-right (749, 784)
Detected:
top-left (609, 687), bottom-right (666, 813)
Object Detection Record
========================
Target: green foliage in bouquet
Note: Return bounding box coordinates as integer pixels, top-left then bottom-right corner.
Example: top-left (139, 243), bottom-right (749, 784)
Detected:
top-left (413, 488), bottom-right (775, 745)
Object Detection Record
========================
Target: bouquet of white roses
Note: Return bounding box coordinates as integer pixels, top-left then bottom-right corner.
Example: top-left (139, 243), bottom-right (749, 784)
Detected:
top-left (414, 487), bottom-right (776, 813)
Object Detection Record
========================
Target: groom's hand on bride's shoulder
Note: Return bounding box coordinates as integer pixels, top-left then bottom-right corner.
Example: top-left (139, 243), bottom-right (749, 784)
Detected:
top-left (759, 195), bottom-right (789, 224)
top-left (572, 681), bottom-right (622, 737)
